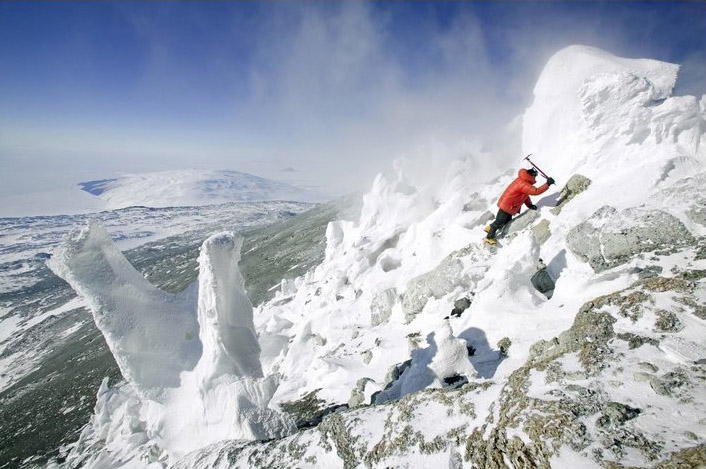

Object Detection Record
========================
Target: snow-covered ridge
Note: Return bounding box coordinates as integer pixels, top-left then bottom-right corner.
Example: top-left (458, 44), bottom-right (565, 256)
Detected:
top-left (79, 169), bottom-right (329, 209)
top-left (47, 45), bottom-right (706, 467)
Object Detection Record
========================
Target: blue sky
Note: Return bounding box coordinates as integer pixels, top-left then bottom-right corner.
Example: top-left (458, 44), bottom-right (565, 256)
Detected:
top-left (1, 1), bottom-right (705, 198)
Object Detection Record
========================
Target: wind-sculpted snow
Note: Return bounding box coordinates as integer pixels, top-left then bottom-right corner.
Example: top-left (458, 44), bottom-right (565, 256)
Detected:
top-left (47, 225), bottom-right (294, 463)
top-left (47, 222), bottom-right (202, 394)
top-left (523, 45), bottom-right (705, 205)
top-left (194, 234), bottom-right (262, 384)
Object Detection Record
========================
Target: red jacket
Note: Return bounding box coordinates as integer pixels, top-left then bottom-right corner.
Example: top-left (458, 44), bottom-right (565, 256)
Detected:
top-left (497, 169), bottom-right (549, 215)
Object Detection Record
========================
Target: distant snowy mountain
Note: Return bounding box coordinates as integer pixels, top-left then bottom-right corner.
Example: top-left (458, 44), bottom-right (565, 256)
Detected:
top-left (78, 169), bottom-right (328, 210)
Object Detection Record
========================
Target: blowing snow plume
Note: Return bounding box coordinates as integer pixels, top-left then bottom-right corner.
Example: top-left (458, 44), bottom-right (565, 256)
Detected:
top-left (48, 224), bottom-right (294, 463)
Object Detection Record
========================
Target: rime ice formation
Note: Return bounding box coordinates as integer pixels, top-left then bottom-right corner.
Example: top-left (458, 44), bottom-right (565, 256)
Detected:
top-left (48, 227), bottom-right (294, 464)
top-left (49, 45), bottom-right (706, 468)
top-left (47, 222), bottom-right (201, 395)
top-left (193, 234), bottom-right (263, 385)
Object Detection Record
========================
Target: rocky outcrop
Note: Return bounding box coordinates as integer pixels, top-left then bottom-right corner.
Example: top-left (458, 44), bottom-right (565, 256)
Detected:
top-left (501, 210), bottom-right (540, 238)
top-left (551, 174), bottom-right (592, 215)
top-left (532, 219), bottom-right (551, 245)
top-left (401, 244), bottom-right (488, 323)
top-left (567, 206), bottom-right (696, 272)
top-left (530, 259), bottom-right (555, 298)
top-left (175, 268), bottom-right (706, 469)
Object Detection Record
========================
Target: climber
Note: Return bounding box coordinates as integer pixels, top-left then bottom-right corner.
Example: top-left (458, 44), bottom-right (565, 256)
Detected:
top-left (485, 167), bottom-right (555, 245)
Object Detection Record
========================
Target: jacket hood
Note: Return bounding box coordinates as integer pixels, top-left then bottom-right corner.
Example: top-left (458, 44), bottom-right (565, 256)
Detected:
top-left (518, 168), bottom-right (536, 183)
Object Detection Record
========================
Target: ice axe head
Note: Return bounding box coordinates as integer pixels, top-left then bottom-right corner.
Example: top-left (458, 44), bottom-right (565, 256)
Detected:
top-left (522, 154), bottom-right (550, 180)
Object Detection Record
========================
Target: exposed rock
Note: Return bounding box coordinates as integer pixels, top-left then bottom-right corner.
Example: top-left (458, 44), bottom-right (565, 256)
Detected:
top-left (406, 333), bottom-right (421, 351)
top-left (532, 219), bottom-right (551, 245)
top-left (467, 210), bottom-right (495, 229)
top-left (501, 209), bottom-right (541, 238)
top-left (531, 260), bottom-right (555, 298)
top-left (318, 412), bottom-right (363, 469)
top-left (567, 206), bottom-right (696, 272)
top-left (177, 268), bottom-right (706, 469)
top-left (442, 374), bottom-right (468, 389)
top-left (450, 296), bottom-right (472, 317)
top-left (597, 402), bottom-right (641, 427)
top-left (497, 337), bottom-right (511, 357)
top-left (527, 305), bottom-right (616, 373)
top-left (551, 174), bottom-right (592, 215)
top-left (617, 332), bottom-right (660, 349)
top-left (655, 444), bottom-right (706, 469)
top-left (361, 350), bottom-right (373, 365)
top-left (348, 378), bottom-right (374, 408)
top-left (370, 288), bottom-right (397, 326)
top-left (279, 389), bottom-right (344, 429)
top-left (633, 264), bottom-right (663, 279)
top-left (634, 371), bottom-right (655, 382)
top-left (400, 245), bottom-right (487, 323)
top-left (650, 369), bottom-right (689, 396)
top-left (654, 309), bottom-right (683, 333)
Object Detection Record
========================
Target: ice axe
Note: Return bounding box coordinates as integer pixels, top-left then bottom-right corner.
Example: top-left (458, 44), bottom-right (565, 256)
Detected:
top-left (522, 154), bottom-right (552, 181)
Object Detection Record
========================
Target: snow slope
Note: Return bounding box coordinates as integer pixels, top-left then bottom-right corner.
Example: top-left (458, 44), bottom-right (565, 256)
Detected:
top-left (79, 169), bottom-right (327, 210)
top-left (47, 45), bottom-right (706, 468)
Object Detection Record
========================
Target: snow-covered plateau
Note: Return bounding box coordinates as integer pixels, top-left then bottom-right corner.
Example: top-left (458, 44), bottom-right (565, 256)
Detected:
top-left (77, 169), bottom-right (328, 210)
top-left (4, 45), bottom-right (706, 468)
top-left (0, 169), bottom-right (327, 218)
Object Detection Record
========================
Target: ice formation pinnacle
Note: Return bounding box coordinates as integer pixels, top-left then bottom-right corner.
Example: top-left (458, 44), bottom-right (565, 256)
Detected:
top-left (194, 233), bottom-right (263, 386)
top-left (48, 223), bottom-right (263, 396)
top-left (48, 222), bottom-right (202, 395)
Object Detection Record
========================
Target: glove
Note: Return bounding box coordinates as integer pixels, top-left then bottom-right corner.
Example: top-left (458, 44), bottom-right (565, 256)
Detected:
top-left (528, 204), bottom-right (538, 210)
top-left (546, 177), bottom-right (555, 186)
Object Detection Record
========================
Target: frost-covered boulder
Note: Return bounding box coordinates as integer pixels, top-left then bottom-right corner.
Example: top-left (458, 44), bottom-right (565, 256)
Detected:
top-left (567, 206), bottom-right (696, 272)
top-left (501, 209), bottom-right (540, 238)
top-left (370, 288), bottom-right (397, 326)
top-left (373, 322), bottom-right (476, 403)
top-left (551, 174), bottom-right (592, 215)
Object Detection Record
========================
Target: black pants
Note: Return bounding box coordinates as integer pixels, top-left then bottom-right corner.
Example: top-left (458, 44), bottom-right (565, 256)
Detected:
top-left (487, 209), bottom-right (512, 239)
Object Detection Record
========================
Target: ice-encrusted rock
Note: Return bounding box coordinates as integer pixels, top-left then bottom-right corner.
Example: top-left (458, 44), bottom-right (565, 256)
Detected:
top-left (500, 209), bottom-right (540, 238)
top-left (531, 219), bottom-right (551, 245)
top-left (370, 288), bottom-right (397, 326)
top-left (567, 206), bottom-right (696, 272)
top-left (551, 174), bottom-right (592, 215)
top-left (401, 258), bottom-right (465, 323)
top-left (348, 377), bottom-right (374, 408)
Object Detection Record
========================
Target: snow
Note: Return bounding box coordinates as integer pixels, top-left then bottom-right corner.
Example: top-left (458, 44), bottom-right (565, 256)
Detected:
top-left (0, 169), bottom-right (327, 218)
top-left (80, 169), bottom-right (328, 211)
top-left (45, 44), bottom-right (706, 467)
top-left (48, 222), bottom-right (202, 395)
top-left (48, 225), bottom-right (294, 463)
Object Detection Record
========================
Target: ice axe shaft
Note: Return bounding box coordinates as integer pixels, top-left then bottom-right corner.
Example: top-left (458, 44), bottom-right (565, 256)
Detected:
top-left (523, 154), bottom-right (550, 180)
